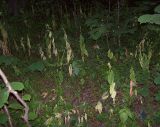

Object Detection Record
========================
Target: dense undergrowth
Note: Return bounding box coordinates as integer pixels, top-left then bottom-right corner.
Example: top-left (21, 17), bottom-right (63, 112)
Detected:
top-left (0, 0), bottom-right (160, 127)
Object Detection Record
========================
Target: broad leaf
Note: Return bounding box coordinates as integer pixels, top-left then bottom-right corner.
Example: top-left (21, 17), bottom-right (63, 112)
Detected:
top-left (11, 82), bottom-right (24, 91)
top-left (0, 56), bottom-right (19, 66)
top-left (22, 94), bottom-right (31, 101)
top-left (119, 108), bottom-right (132, 123)
top-left (0, 89), bottom-right (9, 108)
top-left (27, 61), bottom-right (45, 72)
top-left (29, 112), bottom-right (38, 121)
top-left (89, 25), bottom-right (107, 40)
top-left (154, 73), bottom-right (160, 85)
top-left (138, 14), bottom-right (160, 25)
top-left (72, 61), bottom-right (80, 76)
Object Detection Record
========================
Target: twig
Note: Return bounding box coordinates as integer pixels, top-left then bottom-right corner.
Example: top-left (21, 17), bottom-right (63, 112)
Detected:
top-left (3, 105), bottom-right (13, 127)
top-left (0, 69), bottom-right (31, 127)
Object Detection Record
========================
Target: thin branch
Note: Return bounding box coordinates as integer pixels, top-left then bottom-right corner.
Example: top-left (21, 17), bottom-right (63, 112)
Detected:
top-left (0, 69), bottom-right (31, 127)
top-left (3, 105), bottom-right (13, 127)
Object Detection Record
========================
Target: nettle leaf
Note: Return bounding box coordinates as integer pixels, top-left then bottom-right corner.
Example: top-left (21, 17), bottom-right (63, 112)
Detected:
top-left (119, 108), bottom-right (132, 123)
top-left (0, 89), bottom-right (9, 108)
top-left (22, 94), bottom-right (31, 101)
top-left (138, 14), bottom-right (160, 25)
top-left (154, 4), bottom-right (160, 13)
top-left (27, 61), bottom-right (45, 72)
top-left (0, 55), bottom-right (19, 66)
top-left (29, 112), bottom-right (38, 121)
top-left (89, 25), bottom-right (107, 40)
top-left (11, 82), bottom-right (24, 91)
top-left (72, 61), bottom-right (80, 76)
top-left (0, 113), bottom-right (8, 125)
top-left (154, 73), bottom-right (160, 85)
top-left (9, 102), bottom-right (23, 110)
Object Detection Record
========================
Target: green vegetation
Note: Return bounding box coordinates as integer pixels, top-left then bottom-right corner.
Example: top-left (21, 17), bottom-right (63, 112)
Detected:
top-left (0, 0), bottom-right (160, 127)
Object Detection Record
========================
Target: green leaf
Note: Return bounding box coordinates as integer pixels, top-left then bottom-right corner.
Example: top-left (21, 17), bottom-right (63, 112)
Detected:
top-left (29, 112), bottom-right (38, 121)
top-left (0, 89), bottom-right (9, 108)
top-left (80, 34), bottom-right (88, 61)
top-left (72, 61), bottom-right (80, 76)
top-left (27, 61), bottom-right (45, 72)
top-left (154, 73), bottom-right (160, 85)
top-left (89, 25), bottom-right (107, 40)
top-left (130, 67), bottom-right (136, 82)
top-left (107, 50), bottom-right (114, 60)
top-left (138, 14), bottom-right (160, 25)
top-left (119, 108), bottom-right (132, 123)
top-left (0, 56), bottom-right (19, 66)
top-left (155, 92), bottom-right (160, 101)
top-left (0, 113), bottom-right (8, 125)
top-left (154, 4), bottom-right (160, 13)
top-left (11, 82), bottom-right (24, 91)
top-left (107, 70), bottom-right (114, 85)
top-left (22, 94), bottom-right (31, 101)
top-left (9, 102), bottom-right (23, 110)
top-left (139, 87), bottom-right (149, 97)
top-left (120, 111), bottom-right (128, 123)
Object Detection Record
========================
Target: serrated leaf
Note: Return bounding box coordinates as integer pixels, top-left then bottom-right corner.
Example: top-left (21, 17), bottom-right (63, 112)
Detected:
top-left (89, 25), bottom-right (107, 40)
top-left (119, 108), bottom-right (132, 123)
top-left (72, 61), bottom-right (80, 76)
top-left (29, 112), bottom-right (37, 121)
top-left (120, 111), bottom-right (128, 123)
top-left (138, 14), bottom-right (160, 25)
top-left (0, 89), bottom-right (9, 108)
top-left (0, 113), bottom-right (8, 124)
top-left (22, 94), bottom-right (31, 101)
top-left (11, 82), bottom-right (24, 91)
top-left (0, 56), bottom-right (19, 66)
top-left (9, 102), bottom-right (23, 110)
top-left (138, 14), bottom-right (152, 24)
top-left (95, 101), bottom-right (103, 114)
top-left (27, 61), bottom-right (45, 72)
